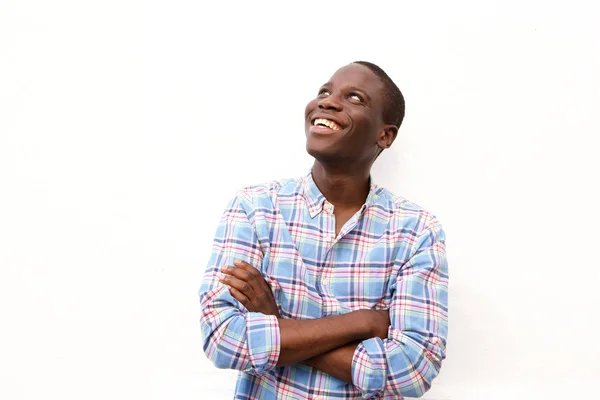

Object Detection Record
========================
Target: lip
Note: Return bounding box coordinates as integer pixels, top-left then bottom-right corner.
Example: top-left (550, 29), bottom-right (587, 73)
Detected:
top-left (309, 114), bottom-right (346, 131)
top-left (309, 125), bottom-right (340, 135)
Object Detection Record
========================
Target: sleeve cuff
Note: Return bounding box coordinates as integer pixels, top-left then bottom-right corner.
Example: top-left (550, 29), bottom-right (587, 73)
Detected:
top-left (351, 337), bottom-right (387, 398)
top-left (244, 312), bottom-right (281, 375)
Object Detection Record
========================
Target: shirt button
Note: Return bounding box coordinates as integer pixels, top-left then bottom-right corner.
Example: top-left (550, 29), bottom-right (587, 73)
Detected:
top-left (322, 279), bottom-right (328, 285)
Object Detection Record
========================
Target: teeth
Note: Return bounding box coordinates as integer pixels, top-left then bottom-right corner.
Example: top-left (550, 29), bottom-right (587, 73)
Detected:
top-left (314, 118), bottom-right (341, 131)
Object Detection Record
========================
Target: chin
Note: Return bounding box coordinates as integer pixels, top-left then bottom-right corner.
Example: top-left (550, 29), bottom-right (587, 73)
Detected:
top-left (306, 141), bottom-right (324, 159)
top-left (305, 142), bottom-right (338, 163)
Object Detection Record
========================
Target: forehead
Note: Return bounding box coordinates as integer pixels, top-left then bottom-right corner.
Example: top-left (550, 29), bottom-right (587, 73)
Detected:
top-left (325, 63), bottom-right (385, 98)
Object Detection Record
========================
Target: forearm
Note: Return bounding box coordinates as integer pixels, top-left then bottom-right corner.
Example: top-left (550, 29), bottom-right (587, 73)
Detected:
top-left (201, 289), bottom-right (281, 373)
top-left (276, 311), bottom-right (372, 367)
top-left (303, 341), bottom-right (359, 383)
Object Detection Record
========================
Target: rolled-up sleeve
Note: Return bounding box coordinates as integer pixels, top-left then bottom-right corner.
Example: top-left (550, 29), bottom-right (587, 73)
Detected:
top-left (199, 192), bottom-right (280, 375)
top-left (352, 219), bottom-right (449, 398)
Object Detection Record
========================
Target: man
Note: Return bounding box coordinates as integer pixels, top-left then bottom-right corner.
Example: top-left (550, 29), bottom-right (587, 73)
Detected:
top-left (199, 61), bottom-right (448, 399)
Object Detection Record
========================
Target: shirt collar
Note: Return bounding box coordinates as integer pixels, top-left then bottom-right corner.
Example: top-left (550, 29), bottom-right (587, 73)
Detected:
top-left (302, 171), bottom-right (327, 218)
top-left (302, 169), bottom-right (378, 218)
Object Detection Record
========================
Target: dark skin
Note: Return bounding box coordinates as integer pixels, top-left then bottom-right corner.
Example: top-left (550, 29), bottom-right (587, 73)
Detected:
top-left (219, 63), bottom-right (399, 383)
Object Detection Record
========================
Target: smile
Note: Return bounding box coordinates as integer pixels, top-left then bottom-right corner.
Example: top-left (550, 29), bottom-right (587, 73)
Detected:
top-left (312, 118), bottom-right (342, 131)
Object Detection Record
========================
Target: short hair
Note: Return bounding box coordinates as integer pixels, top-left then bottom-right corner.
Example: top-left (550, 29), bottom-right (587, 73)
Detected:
top-left (353, 61), bottom-right (405, 128)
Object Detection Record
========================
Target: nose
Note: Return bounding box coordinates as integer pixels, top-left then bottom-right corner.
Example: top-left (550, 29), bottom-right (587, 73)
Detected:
top-left (318, 93), bottom-right (342, 111)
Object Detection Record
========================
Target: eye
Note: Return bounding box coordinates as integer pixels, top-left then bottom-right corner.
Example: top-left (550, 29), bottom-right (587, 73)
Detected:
top-left (348, 93), bottom-right (363, 102)
top-left (318, 88), bottom-right (330, 97)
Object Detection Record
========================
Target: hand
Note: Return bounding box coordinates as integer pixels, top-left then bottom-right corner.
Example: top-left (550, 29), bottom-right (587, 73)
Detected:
top-left (219, 260), bottom-right (280, 317)
top-left (369, 309), bottom-right (391, 339)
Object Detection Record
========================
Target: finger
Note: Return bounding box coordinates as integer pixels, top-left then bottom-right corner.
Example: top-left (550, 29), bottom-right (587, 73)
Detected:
top-left (232, 261), bottom-right (271, 292)
top-left (224, 263), bottom-right (264, 293)
top-left (223, 265), bottom-right (255, 281)
top-left (228, 287), bottom-right (252, 311)
top-left (219, 273), bottom-right (255, 299)
top-left (233, 260), bottom-right (261, 277)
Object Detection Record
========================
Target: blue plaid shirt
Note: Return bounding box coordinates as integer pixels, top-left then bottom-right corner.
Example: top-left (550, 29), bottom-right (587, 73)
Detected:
top-left (199, 171), bottom-right (448, 399)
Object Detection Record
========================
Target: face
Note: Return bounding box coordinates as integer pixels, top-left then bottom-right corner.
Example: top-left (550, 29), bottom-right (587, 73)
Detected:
top-left (304, 63), bottom-right (397, 164)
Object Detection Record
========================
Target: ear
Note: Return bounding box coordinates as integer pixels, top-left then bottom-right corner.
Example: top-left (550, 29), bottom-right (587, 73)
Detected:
top-left (377, 125), bottom-right (398, 150)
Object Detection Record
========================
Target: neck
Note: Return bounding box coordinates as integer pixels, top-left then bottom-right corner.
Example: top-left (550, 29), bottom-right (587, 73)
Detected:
top-left (311, 160), bottom-right (371, 207)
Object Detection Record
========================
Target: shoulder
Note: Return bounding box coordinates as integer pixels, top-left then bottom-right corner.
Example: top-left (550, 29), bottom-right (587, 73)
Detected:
top-left (234, 176), bottom-right (304, 207)
top-left (372, 185), bottom-right (442, 233)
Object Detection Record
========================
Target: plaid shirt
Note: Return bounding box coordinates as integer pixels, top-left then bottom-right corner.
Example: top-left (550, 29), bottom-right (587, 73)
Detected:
top-left (199, 171), bottom-right (448, 399)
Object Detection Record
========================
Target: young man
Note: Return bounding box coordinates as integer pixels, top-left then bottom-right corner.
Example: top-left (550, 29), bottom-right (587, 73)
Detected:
top-left (199, 61), bottom-right (448, 399)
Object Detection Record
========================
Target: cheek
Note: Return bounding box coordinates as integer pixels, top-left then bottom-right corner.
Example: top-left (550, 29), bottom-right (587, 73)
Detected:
top-left (350, 115), bottom-right (380, 146)
top-left (304, 99), bottom-right (318, 119)
top-left (352, 114), bottom-right (376, 135)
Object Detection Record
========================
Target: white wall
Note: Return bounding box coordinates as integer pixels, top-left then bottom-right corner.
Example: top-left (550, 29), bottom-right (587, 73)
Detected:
top-left (1, 1), bottom-right (599, 399)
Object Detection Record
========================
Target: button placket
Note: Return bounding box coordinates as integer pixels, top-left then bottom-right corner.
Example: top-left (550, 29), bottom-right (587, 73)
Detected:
top-left (320, 199), bottom-right (336, 318)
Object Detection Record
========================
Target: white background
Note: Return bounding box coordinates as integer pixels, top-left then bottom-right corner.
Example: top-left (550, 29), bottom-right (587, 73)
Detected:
top-left (1, 1), bottom-right (599, 399)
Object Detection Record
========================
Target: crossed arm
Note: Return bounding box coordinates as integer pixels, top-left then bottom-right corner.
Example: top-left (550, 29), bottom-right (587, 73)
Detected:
top-left (199, 194), bottom-right (448, 397)
top-left (220, 260), bottom-right (389, 382)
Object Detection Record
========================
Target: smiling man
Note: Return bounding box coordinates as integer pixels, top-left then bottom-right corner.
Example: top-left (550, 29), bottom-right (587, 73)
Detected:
top-left (199, 61), bottom-right (449, 399)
